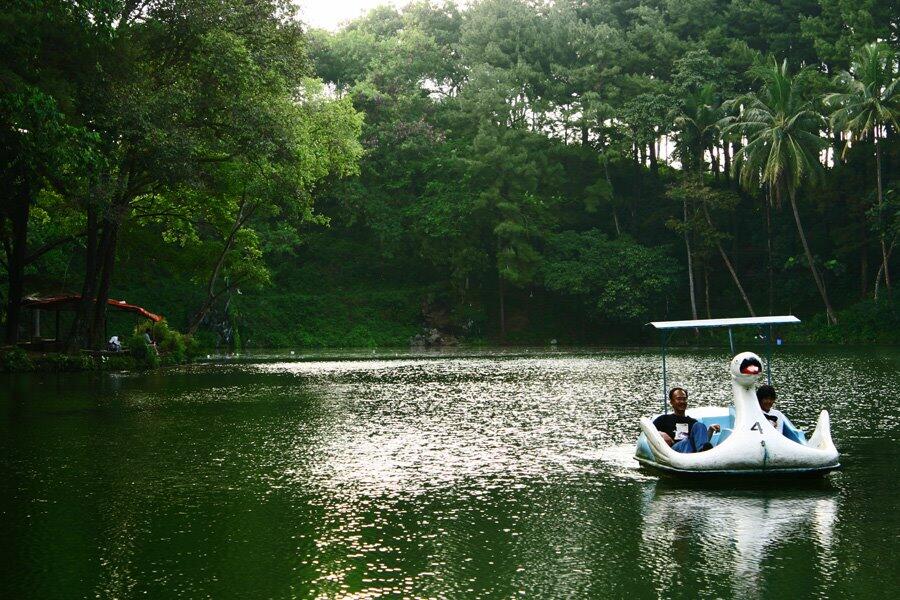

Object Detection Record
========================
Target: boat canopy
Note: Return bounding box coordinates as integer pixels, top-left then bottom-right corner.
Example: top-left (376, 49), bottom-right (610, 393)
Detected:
top-left (650, 316), bottom-right (800, 330)
top-left (650, 315), bottom-right (800, 412)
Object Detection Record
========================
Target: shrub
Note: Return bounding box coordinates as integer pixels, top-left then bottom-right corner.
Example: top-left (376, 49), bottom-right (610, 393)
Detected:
top-left (184, 335), bottom-right (200, 359)
top-left (134, 319), bottom-right (194, 363)
top-left (190, 329), bottom-right (217, 352)
top-left (129, 333), bottom-right (160, 368)
top-left (0, 347), bottom-right (33, 372)
top-left (160, 330), bottom-right (186, 362)
top-left (797, 299), bottom-right (900, 344)
top-left (38, 353), bottom-right (96, 371)
top-left (343, 324), bottom-right (377, 348)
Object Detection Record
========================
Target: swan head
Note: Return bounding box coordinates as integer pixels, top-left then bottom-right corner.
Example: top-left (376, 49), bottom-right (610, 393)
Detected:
top-left (730, 352), bottom-right (763, 386)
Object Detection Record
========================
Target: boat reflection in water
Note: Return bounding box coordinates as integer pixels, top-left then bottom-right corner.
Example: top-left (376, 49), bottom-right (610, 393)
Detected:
top-left (640, 482), bottom-right (838, 598)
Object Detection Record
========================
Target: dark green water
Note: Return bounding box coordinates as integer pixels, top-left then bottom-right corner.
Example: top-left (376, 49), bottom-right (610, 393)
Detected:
top-left (2, 347), bottom-right (898, 599)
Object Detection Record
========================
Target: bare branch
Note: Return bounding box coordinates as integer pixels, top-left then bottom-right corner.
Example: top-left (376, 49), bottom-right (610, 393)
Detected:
top-left (24, 233), bottom-right (85, 265)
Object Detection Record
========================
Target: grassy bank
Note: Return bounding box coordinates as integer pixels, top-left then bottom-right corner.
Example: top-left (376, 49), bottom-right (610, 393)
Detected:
top-left (0, 319), bottom-right (199, 373)
top-left (9, 265), bottom-right (895, 374)
top-left (792, 299), bottom-right (900, 344)
top-left (0, 348), bottom-right (180, 373)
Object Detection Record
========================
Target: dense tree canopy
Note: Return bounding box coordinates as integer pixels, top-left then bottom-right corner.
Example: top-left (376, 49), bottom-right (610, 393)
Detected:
top-left (2, 0), bottom-right (899, 348)
top-left (1, 0), bottom-right (361, 347)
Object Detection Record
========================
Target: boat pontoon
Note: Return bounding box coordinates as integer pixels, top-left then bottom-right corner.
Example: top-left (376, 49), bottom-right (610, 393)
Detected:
top-left (634, 316), bottom-right (841, 477)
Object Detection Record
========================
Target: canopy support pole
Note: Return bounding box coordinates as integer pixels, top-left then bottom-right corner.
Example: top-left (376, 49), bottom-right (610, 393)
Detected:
top-left (766, 324), bottom-right (773, 385)
top-left (661, 330), bottom-right (669, 414)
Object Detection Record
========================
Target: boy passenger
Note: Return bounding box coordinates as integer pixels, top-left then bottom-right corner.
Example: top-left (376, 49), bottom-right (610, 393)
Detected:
top-left (757, 384), bottom-right (787, 434)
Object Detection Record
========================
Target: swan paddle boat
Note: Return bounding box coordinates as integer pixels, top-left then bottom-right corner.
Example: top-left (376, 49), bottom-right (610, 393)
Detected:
top-left (634, 316), bottom-right (841, 477)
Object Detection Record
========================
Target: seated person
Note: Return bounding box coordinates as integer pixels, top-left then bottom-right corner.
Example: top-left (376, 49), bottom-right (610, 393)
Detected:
top-left (143, 331), bottom-right (158, 353)
top-left (653, 387), bottom-right (720, 453)
top-left (107, 335), bottom-right (122, 352)
top-left (757, 384), bottom-right (787, 434)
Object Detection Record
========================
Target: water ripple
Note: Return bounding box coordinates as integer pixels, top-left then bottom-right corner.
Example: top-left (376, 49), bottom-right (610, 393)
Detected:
top-left (1, 347), bottom-right (897, 598)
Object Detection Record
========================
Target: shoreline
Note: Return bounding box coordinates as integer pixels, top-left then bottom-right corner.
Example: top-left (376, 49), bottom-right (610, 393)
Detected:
top-left (4, 341), bottom-right (898, 373)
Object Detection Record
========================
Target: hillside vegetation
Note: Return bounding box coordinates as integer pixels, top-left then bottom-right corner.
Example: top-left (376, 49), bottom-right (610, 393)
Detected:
top-left (2, 0), bottom-right (898, 349)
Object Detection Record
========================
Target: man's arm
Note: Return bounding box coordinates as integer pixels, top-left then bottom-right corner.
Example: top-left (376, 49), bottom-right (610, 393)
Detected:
top-left (652, 415), bottom-right (675, 446)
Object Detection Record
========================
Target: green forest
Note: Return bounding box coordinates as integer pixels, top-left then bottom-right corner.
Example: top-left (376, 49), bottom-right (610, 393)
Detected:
top-left (2, 0), bottom-right (899, 356)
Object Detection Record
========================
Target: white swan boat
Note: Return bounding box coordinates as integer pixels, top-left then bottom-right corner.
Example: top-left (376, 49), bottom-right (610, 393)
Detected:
top-left (634, 316), bottom-right (841, 477)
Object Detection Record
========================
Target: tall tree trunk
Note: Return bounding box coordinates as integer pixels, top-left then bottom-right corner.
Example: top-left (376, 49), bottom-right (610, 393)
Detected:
top-left (788, 186), bottom-right (838, 324)
top-left (4, 187), bottom-right (29, 344)
top-left (187, 199), bottom-right (256, 334)
top-left (88, 217), bottom-right (120, 349)
top-left (704, 207), bottom-right (756, 316)
top-left (649, 138), bottom-right (658, 177)
top-left (711, 145), bottom-right (719, 182)
top-left (874, 238), bottom-right (895, 302)
top-left (875, 139), bottom-right (891, 291)
top-left (188, 295), bottom-right (217, 336)
top-left (683, 199), bottom-right (699, 326)
top-left (723, 143), bottom-right (731, 186)
top-left (716, 242), bottom-right (755, 316)
top-left (67, 206), bottom-right (99, 351)
top-left (632, 144), bottom-right (640, 221)
top-left (498, 275), bottom-right (506, 343)
top-left (860, 220), bottom-right (868, 298)
top-left (704, 264), bottom-right (711, 319)
top-left (188, 233), bottom-right (237, 334)
top-left (874, 261), bottom-right (883, 301)
top-left (765, 189), bottom-right (774, 315)
top-left (832, 130), bottom-right (842, 164)
top-left (603, 162), bottom-right (621, 236)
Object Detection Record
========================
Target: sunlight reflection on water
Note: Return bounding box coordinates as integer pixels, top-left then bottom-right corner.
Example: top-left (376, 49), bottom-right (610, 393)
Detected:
top-left (228, 350), bottom-right (891, 597)
top-left (3, 347), bottom-right (897, 599)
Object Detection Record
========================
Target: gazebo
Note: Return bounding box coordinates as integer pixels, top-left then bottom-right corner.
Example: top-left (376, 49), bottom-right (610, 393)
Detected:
top-left (20, 295), bottom-right (163, 350)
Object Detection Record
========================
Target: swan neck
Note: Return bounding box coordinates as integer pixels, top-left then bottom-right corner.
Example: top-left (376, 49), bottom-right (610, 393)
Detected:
top-left (732, 379), bottom-right (764, 427)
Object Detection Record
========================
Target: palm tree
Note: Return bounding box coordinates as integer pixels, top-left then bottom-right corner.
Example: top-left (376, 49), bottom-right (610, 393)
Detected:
top-left (724, 59), bottom-right (837, 324)
top-left (825, 42), bottom-right (900, 297)
top-left (673, 84), bottom-right (723, 175)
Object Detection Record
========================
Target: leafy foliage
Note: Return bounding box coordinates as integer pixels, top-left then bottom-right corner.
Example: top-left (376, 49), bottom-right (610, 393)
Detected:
top-left (725, 60), bottom-right (828, 200)
top-left (543, 231), bottom-right (677, 322)
top-left (3, 0), bottom-right (899, 352)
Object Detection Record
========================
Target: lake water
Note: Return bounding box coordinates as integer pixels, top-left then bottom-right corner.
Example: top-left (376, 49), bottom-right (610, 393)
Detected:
top-left (2, 347), bottom-right (898, 598)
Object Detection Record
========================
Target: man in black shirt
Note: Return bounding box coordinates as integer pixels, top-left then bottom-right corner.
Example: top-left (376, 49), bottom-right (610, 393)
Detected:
top-left (652, 387), bottom-right (720, 453)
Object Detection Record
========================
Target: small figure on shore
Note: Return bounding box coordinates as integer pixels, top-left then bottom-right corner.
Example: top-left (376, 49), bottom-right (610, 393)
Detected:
top-left (653, 387), bottom-right (720, 453)
top-left (107, 335), bottom-right (122, 352)
top-left (143, 331), bottom-right (158, 353)
top-left (757, 384), bottom-right (787, 434)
